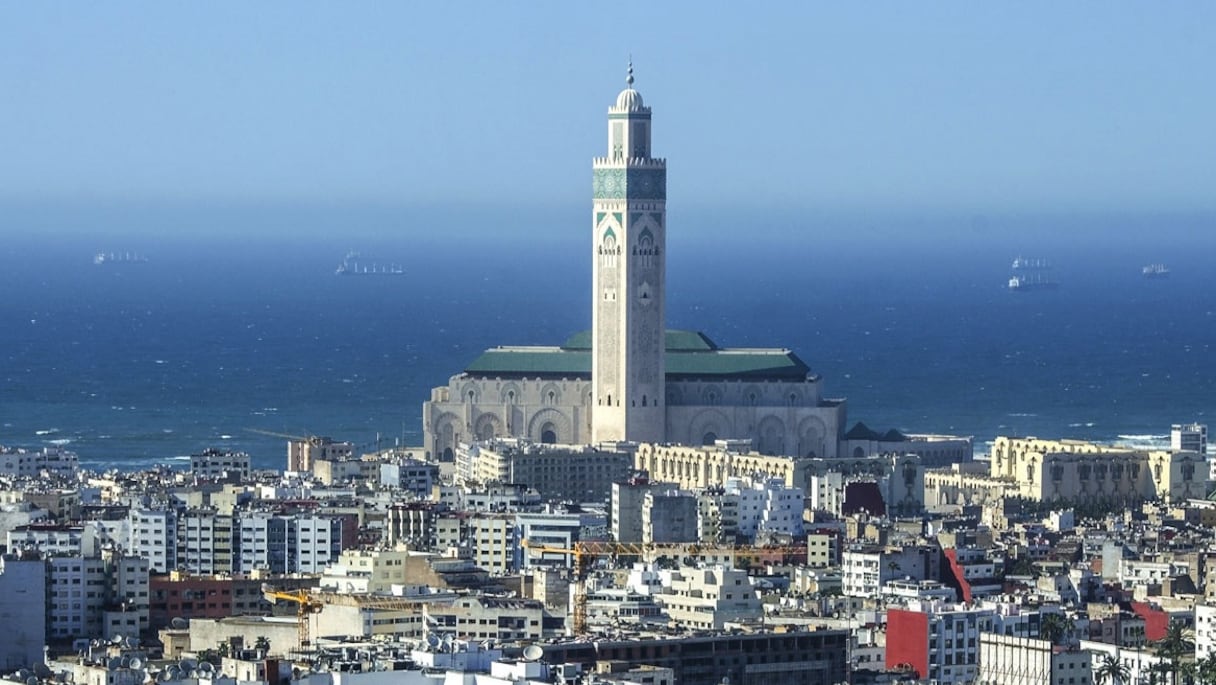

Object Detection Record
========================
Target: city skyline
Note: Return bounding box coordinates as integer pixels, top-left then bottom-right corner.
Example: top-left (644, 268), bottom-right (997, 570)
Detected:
top-left (2, 3), bottom-right (1214, 232)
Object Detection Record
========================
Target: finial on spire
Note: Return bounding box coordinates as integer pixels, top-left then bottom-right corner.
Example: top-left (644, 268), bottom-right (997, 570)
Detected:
top-left (626, 58), bottom-right (634, 87)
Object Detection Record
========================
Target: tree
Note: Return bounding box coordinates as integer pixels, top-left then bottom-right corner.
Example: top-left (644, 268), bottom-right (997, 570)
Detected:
top-left (255, 636), bottom-right (272, 656)
top-left (1155, 621), bottom-right (1196, 685)
top-left (1191, 654), bottom-right (1216, 685)
top-left (1096, 653), bottom-right (1131, 685)
top-left (1039, 612), bottom-right (1074, 646)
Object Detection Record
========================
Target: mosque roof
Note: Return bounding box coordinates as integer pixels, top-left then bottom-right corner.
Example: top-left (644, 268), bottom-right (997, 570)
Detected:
top-left (462, 329), bottom-right (811, 381)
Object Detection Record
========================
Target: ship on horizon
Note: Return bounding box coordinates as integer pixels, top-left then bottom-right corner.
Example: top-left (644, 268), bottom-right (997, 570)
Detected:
top-left (94, 251), bottom-right (149, 265)
top-left (1008, 256), bottom-right (1057, 291)
top-left (335, 251), bottom-right (405, 276)
top-left (1142, 263), bottom-right (1170, 279)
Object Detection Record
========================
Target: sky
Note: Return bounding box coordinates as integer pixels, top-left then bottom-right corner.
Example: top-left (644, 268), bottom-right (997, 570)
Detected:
top-left (1, 3), bottom-right (1214, 237)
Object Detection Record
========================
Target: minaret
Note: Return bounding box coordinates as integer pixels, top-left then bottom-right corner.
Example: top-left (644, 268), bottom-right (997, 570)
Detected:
top-left (591, 63), bottom-right (667, 444)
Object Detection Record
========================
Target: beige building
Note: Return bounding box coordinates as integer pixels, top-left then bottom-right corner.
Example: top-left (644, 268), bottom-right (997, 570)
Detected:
top-left (319, 548), bottom-right (412, 594)
top-left (653, 565), bottom-right (763, 630)
top-left (454, 439), bottom-right (633, 501)
top-left (990, 436), bottom-right (1207, 504)
top-left (287, 436), bottom-right (354, 473)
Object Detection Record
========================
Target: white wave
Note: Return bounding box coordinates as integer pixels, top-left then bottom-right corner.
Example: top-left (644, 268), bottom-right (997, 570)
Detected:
top-left (162, 429), bottom-right (174, 434)
top-left (1117, 434), bottom-right (1168, 441)
top-left (1007, 413), bottom-right (1038, 417)
top-left (168, 456), bottom-right (190, 461)
top-left (46, 438), bottom-right (73, 446)
top-left (35, 428), bottom-right (60, 435)
top-left (220, 434), bottom-right (233, 440)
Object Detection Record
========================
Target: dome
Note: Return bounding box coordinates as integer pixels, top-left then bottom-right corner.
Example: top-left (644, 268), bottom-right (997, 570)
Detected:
top-left (615, 87), bottom-right (644, 110)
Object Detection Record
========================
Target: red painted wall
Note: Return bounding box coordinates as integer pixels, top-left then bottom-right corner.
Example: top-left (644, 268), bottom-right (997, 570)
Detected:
top-left (1132, 601), bottom-right (1170, 642)
top-left (886, 608), bottom-right (929, 678)
top-left (943, 548), bottom-right (973, 603)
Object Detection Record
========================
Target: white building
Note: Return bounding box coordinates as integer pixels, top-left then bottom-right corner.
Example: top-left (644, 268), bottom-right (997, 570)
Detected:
top-left (653, 565), bottom-right (763, 630)
top-left (725, 476), bottom-right (805, 539)
top-left (0, 445), bottom-right (80, 478)
top-left (885, 599), bottom-right (996, 685)
top-left (0, 554), bottom-right (46, 671)
top-left (46, 552), bottom-right (149, 641)
top-left (977, 633), bottom-right (1092, 685)
top-left (842, 545), bottom-right (939, 599)
top-left (128, 508), bottom-right (176, 573)
top-left (190, 448), bottom-right (252, 481)
top-left (1197, 603), bottom-right (1216, 659)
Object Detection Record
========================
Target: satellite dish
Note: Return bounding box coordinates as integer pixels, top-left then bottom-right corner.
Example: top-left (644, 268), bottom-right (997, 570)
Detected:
top-left (108, 658), bottom-right (123, 671)
top-left (291, 668), bottom-right (302, 681)
top-left (128, 659), bottom-right (143, 671)
top-left (26, 677), bottom-right (38, 685)
top-left (34, 665), bottom-right (53, 679)
top-left (425, 634), bottom-right (440, 648)
top-left (16, 670), bottom-right (31, 681)
top-left (165, 666), bottom-right (181, 680)
top-left (440, 635), bottom-right (453, 652)
top-left (198, 663), bottom-right (214, 674)
top-left (64, 673), bottom-right (74, 684)
top-left (111, 634), bottom-right (124, 645)
top-left (178, 660), bottom-right (197, 672)
top-left (156, 671), bottom-right (171, 683)
top-left (171, 617), bottom-right (188, 630)
top-left (522, 645), bottom-right (544, 662)
top-left (120, 657), bottom-right (131, 668)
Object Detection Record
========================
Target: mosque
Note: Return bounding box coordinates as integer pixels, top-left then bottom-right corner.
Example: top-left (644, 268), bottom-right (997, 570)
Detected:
top-left (422, 67), bottom-right (953, 464)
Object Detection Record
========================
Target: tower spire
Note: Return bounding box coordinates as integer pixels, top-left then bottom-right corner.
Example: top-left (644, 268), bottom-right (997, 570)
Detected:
top-left (626, 59), bottom-right (634, 87)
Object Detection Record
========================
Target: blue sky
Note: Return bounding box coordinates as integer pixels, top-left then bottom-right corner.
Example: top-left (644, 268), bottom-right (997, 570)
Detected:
top-left (2, 3), bottom-right (1213, 219)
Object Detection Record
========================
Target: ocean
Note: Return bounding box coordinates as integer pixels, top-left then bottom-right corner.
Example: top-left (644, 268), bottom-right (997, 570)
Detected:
top-left (2, 205), bottom-right (1213, 471)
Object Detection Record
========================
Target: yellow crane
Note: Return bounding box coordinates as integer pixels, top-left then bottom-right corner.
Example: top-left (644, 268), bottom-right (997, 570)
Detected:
top-left (520, 539), bottom-right (806, 635)
top-left (262, 587), bottom-right (325, 653)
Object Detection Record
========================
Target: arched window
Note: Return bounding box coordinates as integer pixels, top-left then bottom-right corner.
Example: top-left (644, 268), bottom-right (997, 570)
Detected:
top-left (541, 429), bottom-right (557, 444)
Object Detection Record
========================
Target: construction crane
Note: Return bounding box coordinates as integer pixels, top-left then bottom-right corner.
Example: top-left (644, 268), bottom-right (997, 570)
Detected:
top-left (262, 587), bottom-right (325, 654)
top-left (520, 539), bottom-right (806, 635)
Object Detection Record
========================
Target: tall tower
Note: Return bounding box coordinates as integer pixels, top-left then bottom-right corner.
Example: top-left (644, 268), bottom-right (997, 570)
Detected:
top-left (592, 63), bottom-right (667, 443)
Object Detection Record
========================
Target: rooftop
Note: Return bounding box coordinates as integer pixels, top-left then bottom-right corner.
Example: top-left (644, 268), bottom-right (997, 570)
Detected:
top-left (463, 330), bottom-right (811, 381)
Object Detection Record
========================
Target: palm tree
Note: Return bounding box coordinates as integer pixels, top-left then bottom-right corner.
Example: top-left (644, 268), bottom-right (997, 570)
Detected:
top-left (1192, 654), bottom-right (1216, 685)
top-left (1096, 653), bottom-right (1131, 685)
top-left (254, 636), bottom-right (271, 656)
top-left (1155, 621), bottom-right (1196, 685)
top-left (1039, 612), bottom-right (1074, 645)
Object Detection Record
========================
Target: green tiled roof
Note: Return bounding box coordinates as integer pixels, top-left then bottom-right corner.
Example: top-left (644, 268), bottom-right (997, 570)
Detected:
top-left (463, 330), bottom-right (810, 381)
top-left (562, 329), bottom-right (718, 352)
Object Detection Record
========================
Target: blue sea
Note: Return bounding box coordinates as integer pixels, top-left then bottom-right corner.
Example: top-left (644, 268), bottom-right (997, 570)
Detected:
top-left (2, 204), bottom-right (1213, 471)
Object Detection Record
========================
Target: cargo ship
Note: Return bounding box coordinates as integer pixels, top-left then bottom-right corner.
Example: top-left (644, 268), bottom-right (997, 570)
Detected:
top-left (335, 251), bottom-right (405, 276)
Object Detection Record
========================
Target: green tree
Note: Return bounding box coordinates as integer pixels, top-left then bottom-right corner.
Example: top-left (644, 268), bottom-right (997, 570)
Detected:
top-left (255, 636), bottom-right (272, 655)
top-left (1096, 653), bottom-right (1131, 685)
top-left (1155, 621), bottom-right (1196, 685)
top-left (1191, 654), bottom-right (1216, 685)
top-left (1039, 612), bottom-right (1074, 646)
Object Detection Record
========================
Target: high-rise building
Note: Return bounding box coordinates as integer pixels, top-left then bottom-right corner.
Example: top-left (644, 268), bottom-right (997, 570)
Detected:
top-left (591, 62), bottom-right (666, 443)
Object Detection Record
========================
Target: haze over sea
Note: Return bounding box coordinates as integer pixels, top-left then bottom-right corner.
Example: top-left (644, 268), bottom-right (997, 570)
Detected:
top-left (1, 204), bottom-right (1213, 471)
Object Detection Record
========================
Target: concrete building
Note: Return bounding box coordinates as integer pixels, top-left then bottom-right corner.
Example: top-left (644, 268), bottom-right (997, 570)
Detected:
top-left (0, 445), bottom-right (80, 478)
top-left (0, 554), bottom-right (46, 670)
top-left (176, 509), bottom-right (234, 574)
top-left (842, 545), bottom-right (941, 599)
top-left (977, 633), bottom-right (1093, 685)
top-left (885, 599), bottom-right (996, 685)
top-left (990, 436), bottom-right (1208, 504)
top-left (422, 68), bottom-right (846, 460)
top-left (379, 458), bottom-right (439, 499)
top-left (611, 475), bottom-right (661, 543)
top-left (190, 448), bottom-right (251, 482)
top-left (287, 436), bottom-right (354, 473)
top-left (540, 629), bottom-right (850, 685)
top-left (653, 565), bottom-right (762, 630)
top-left (641, 488), bottom-right (698, 544)
top-left (45, 551), bottom-right (149, 641)
top-left (128, 508), bottom-right (177, 573)
top-left (1197, 602), bottom-right (1216, 658)
top-left (425, 596), bottom-right (558, 641)
top-left (455, 439), bottom-right (633, 502)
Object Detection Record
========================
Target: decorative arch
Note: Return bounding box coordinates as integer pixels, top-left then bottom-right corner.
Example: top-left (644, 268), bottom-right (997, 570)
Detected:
top-left (473, 413), bottom-right (503, 441)
top-left (755, 415), bottom-right (786, 456)
top-left (539, 382), bottom-right (563, 406)
top-left (459, 382), bottom-right (482, 405)
top-left (700, 384), bottom-right (726, 407)
top-left (688, 408), bottom-right (731, 449)
top-left (431, 412), bottom-right (461, 463)
top-left (499, 382), bottom-right (522, 405)
top-left (527, 408), bottom-right (572, 444)
top-left (797, 415), bottom-right (827, 458)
